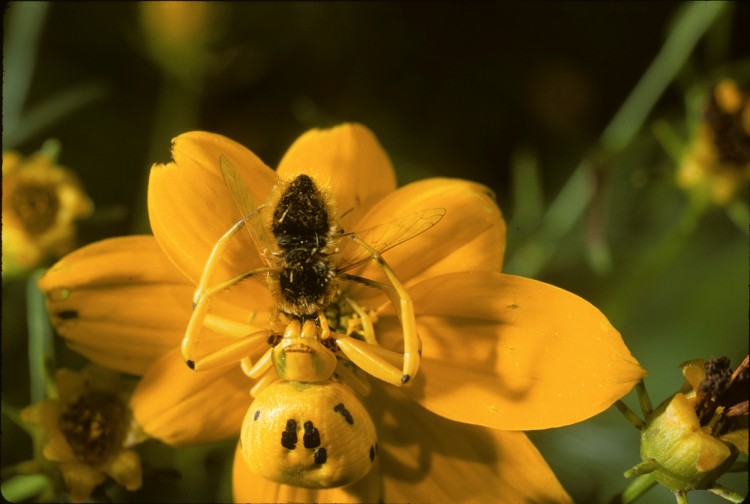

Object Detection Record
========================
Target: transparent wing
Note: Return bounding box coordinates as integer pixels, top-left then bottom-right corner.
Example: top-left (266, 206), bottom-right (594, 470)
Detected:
top-left (338, 207), bottom-right (446, 272)
top-left (219, 155), bottom-right (276, 264)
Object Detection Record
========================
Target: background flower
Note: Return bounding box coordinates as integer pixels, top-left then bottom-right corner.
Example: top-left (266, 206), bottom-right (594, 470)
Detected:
top-left (20, 366), bottom-right (142, 502)
top-left (2, 146), bottom-right (92, 277)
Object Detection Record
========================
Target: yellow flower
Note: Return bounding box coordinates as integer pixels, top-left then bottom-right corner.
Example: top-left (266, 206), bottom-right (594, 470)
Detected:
top-left (20, 366), bottom-right (143, 503)
top-left (39, 124), bottom-right (646, 502)
top-left (677, 78), bottom-right (750, 206)
top-left (2, 148), bottom-right (93, 276)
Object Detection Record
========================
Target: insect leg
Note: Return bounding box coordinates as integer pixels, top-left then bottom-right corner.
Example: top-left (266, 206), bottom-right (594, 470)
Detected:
top-left (344, 235), bottom-right (420, 384)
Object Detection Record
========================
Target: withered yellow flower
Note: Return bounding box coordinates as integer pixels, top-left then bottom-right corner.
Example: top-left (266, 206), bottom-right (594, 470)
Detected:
top-left (677, 78), bottom-right (750, 205)
top-left (621, 356), bottom-right (748, 502)
top-left (39, 124), bottom-right (645, 502)
top-left (20, 366), bottom-right (143, 503)
top-left (2, 149), bottom-right (93, 276)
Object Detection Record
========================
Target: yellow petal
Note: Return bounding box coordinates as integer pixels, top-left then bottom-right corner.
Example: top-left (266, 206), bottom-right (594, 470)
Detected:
top-left (38, 236), bottom-right (193, 375)
top-left (106, 448), bottom-right (142, 491)
top-left (58, 461), bottom-right (106, 503)
top-left (21, 401), bottom-right (78, 463)
top-left (54, 369), bottom-right (90, 405)
top-left (680, 359), bottom-right (706, 393)
top-left (369, 384), bottom-right (571, 503)
top-left (130, 349), bottom-right (252, 446)
top-left (20, 400), bottom-right (60, 431)
top-left (148, 131), bottom-right (278, 290)
top-left (42, 429), bottom-right (77, 463)
top-left (378, 272), bottom-right (646, 430)
top-left (277, 123), bottom-right (397, 230)
top-left (720, 428), bottom-right (749, 455)
top-left (232, 442), bottom-right (382, 503)
top-left (346, 178), bottom-right (505, 302)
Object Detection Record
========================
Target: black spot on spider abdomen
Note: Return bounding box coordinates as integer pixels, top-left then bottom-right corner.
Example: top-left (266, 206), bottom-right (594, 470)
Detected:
top-left (303, 421), bottom-right (321, 448)
top-left (314, 447), bottom-right (327, 465)
top-left (281, 419), bottom-right (297, 450)
top-left (333, 403), bottom-right (354, 425)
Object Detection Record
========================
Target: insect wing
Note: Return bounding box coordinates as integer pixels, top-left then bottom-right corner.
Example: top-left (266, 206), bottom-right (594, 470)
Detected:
top-left (219, 155), bottom-right (275, 264)
top-left (339, 207), bottom-right (446, 272)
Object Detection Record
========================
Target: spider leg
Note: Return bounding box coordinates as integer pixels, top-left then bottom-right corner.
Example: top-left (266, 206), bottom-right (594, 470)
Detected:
top-left (340, 235), bottom-right (421, 385)
top-left (344, 296), bottom-right (377, 344)
top-left (333, 331), bottom-right (413, 386)
top-left (182, 217), bottom-right (273, 370)
top-left (242, 346), bottom-right (274, 380)
top-left (193, 217), bottom-right (244, 307)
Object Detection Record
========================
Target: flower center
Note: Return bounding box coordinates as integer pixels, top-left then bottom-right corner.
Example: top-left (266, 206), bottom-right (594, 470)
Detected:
top-left (58, 391), bottom-right (128, 466)
top-left (10, 181), bottom-right (60, 235)
top-left (323, 293), bottom-right (377, 341)
top-left (695, 356), bottom-right (749, 436)
top-left (706, 82), bottom-right (750, 168)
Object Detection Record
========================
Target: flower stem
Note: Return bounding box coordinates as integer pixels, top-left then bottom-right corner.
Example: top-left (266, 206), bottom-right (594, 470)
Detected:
top-left (635, 380), bottom-right (653, 417)
top-left (708, 484), bottom-right (745, 503)
top-left (610, 473), bottom-right (657, 504)
top-left (673, 490), bottom-right (689, 504)
top-left (2, 1), bottom-right (49, 148)
top-left (26, 269), bottom-right (55, 403)
top-left (624, 460), bottom-right (658, 478)
top-left (614, 400), bottom-right (645, 431)
top-left (600, 2), bottom-right (729, 154)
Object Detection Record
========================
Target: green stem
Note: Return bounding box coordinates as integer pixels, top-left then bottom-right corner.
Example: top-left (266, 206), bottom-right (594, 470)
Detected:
top-left (27, 269), bottom-right (55, 403)
top-left (614, 400), bottom-right (645, 431)
top-left (610, 473), bottom-right (657, 504)
top-left (2, 1), bottom-right (49, 148)
top-left (708, 484), bottom-right (745, 503)
top-left (636, 380), bottom-right (653, 418)
top-left (624, 459), bottom-right (659, 478)
top-left (673, 490), bottom-right (689, 504)
top-left (600, 2), bottom-right (729, 154)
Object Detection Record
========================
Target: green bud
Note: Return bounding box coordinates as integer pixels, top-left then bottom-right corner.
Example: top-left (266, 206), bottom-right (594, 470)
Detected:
top-left (639, 392), bottom-right (738, 491)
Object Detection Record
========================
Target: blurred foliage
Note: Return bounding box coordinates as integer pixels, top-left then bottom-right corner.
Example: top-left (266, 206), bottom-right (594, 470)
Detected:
top-left (2, 2), bottom-right (748, 503)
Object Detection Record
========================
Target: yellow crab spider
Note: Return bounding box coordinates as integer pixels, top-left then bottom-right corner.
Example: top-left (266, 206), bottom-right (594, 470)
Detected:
top-left (180, 157), bottom-right (443, 386)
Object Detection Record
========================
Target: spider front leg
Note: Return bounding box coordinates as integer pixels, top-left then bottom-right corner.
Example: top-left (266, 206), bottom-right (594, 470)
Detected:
top-left (182, 218), bottom-right (272, 371)
top-left (182, 287), bottom-right (271, 371)
top-left (339, 235), bottom-right (421, 385)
